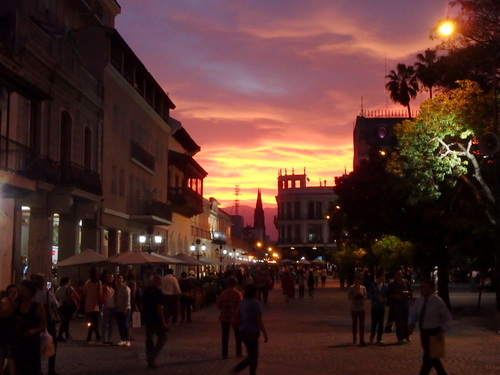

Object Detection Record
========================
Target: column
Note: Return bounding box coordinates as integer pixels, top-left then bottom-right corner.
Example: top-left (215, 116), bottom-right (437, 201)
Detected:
top-left (28, 206), bottom-right (53, 278)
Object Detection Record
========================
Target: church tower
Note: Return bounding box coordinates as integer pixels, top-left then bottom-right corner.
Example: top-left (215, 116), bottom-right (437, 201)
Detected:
top-left (253, 188), bottom-right (266, 237)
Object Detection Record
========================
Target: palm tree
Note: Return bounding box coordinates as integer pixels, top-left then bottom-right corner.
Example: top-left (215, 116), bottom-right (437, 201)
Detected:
top-left (414, 49), bottom-right (442, 99)
top-left (385, 63), bottom-right (419, 118)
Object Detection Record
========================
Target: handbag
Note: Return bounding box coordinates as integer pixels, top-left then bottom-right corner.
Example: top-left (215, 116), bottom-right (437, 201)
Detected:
top-left (132, 311), bottom-right (141, 328)
top-left (40, 329), bottom-right (55, 358)
top-left (46, 290), bottom-right (63, 323)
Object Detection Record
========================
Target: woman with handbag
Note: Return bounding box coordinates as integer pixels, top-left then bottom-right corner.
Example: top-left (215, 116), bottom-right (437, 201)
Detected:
top-left (12, 279), bottom-right (46, 375)
top-left (33, 273), bottom-right (60, 375)
top-left (55, 277), bottom-right (79, 342)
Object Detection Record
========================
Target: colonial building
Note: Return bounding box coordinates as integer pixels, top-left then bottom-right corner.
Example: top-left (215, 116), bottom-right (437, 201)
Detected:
top-left (275, 169), bottom-right (337, 260)
top-left (0, 0), bottom-right (119, 284)
top-left (353, 114), bottom-right (406, 170)
top-left (76, 22), bottom-right (177, 257)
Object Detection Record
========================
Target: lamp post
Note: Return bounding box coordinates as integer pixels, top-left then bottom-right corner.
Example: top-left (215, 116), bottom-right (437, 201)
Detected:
top-left (215, 247), bottom-right (227, 273)
top-left (190, 239), bottom-right (206, 279)
top-left (139, 233), bottom-right (163, 254)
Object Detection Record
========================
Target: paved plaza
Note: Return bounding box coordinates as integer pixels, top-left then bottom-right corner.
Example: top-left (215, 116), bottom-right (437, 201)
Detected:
top-left (49, 280), bottom-right (499, 375)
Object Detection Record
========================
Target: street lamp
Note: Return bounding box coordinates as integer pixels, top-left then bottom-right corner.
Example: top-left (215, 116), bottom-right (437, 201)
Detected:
top-left (215, 247), bottom-right (227, 273)
top-left (139, 233), bottom-right (163, 253)
top-left (190, 239), bottom-right (206, 279)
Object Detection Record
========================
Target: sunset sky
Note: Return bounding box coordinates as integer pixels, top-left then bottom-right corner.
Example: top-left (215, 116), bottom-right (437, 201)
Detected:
top-left (115, 0), bottom-right (452, 210)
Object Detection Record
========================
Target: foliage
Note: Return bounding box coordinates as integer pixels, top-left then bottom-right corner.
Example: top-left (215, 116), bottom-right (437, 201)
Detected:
top-left (414, 49), bottom-right (443, 99)
top-left (388, 80), bottom-right (495, 215)
top-left (385, 63), bottom-right (419, 117)
top-left (372, 235), bottom-right (414, 272)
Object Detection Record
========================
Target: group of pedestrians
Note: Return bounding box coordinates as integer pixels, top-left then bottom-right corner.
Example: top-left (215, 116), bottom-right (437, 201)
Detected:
top-left (279, 266), bottom-right (326, 302)
top-left (346, 268), bottom-right (452, 375)
top-left (0, 273), bottom-right (69, 375)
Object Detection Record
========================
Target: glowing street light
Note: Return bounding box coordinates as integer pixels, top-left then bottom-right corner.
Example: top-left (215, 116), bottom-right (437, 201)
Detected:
top-left (438, 20), bottom-right (454, 36)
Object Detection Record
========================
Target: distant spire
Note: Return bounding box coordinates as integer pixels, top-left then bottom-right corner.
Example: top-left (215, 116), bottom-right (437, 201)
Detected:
top-left (253, 188), bottom-right (265, 236)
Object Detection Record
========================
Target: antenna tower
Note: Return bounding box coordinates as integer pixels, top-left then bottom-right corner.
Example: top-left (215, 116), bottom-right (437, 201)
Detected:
top-left (234, 185), bottom-right (240, 215)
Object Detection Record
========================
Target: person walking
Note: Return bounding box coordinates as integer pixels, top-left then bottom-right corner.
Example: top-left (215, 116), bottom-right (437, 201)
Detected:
top-left (408, 279), bottom-right (452, 375)
top-left (280, 268), bottom-right (294, 303)
top-left (216, 276), bottom-right (242, 359)
top-left (387, 270), bottom-right (412, 344)
top-left (142, 275), bottom-right (168, 369)
top-left (33, 274), bottom-right (60, 375)
top-left (368, 271), bottom-right (387, 344)
top-left (55, 277), bottom-right (79, 342)
top-left (114, 274), bottom-right (131, 347)
top-left (178, 272), bottom-right (194, 323)
top-left (12, 280), bottom-right (46, 375)
top-left (101, 273), bottom-right (116, 345)
top-left (347, 275), bottom-right (368, 346)
top-left (307, 268), bottom-right (315, 298)
top-left (161, 268), bottom-right (181, 325)
top-left (83, 267), bottom-right (102, 344)
top-left (0, 284), bottom-right (18, 375)
top-left (231, 284), bottom-right (268, 375)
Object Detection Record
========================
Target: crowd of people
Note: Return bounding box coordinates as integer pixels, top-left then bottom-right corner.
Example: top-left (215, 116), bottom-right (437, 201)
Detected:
top-left (1, 263), bottom-right (454, 375)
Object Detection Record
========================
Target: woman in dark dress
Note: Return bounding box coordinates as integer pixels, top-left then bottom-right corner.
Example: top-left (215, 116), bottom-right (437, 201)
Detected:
top-left (12, 279), bottom-right (46, 375)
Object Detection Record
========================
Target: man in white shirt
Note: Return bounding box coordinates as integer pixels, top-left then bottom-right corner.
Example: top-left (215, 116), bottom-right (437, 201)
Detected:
top-left (161, 268), bottom-right (181, 324)
top-left (408, 279), bottom-right (452, 375)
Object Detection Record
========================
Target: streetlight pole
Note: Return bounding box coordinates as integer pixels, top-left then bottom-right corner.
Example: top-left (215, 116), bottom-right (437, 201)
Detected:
top-left (190, 239), bottom-right (206, 279)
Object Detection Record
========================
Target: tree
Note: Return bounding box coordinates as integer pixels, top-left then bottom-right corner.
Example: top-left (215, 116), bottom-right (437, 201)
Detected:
top-left (372, 235), bottom-right (414, 273)
top-left (386, 63), bottom-right (419, 118)
top-left (387, 80), bottom-right (496, 306)
top-left (414, 49), bottom-right (444, 99)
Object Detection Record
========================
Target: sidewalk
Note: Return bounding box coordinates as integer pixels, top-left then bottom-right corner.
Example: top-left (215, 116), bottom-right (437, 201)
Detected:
top-left (51, 280), bottom-right (499, 375)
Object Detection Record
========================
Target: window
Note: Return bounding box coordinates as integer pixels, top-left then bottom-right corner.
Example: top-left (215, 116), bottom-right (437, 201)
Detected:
top-left (84, 127), bottom-right (92, 170)
top-left (307, 224), bottom-right (322, 243)
top-left (119, 169), bottom-right (125, 197)
top-left (111, 166), bottom-right (118, 194)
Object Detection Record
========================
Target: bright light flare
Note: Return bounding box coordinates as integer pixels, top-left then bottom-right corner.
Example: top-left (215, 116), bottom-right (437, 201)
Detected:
top-left (438, 21), bottom-right (454, 36)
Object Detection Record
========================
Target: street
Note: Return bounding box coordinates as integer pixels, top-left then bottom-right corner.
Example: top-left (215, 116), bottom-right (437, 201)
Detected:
top-left (50, 280), bottom-right (499, 375)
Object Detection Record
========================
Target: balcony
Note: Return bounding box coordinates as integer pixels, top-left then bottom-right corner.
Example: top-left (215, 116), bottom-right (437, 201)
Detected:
top-left (58, 162), bottom-right (102, 196)
top-left (130, 140), bottom-right (155, 171)
top-left (1, 136), bottom-right (101, 196)
top-left (168, 186), bottom-right (203, 218)
top-left (128, 197), bottom-right (172, 225)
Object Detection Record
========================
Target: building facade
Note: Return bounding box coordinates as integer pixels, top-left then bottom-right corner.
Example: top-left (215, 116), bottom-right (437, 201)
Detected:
top-left (0, 0), bottom-right (120, 285)
top-left (275, 169), bottom-right (337, 260)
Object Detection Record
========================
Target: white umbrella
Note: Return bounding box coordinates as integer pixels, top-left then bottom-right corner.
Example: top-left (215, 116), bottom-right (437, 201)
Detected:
top-left (279, 259), bottom-right (294, 265)
top-left (311, 258), bottom-right (326, 264)
top-left (297, 259), bottom-right (311, 265)
top-left (171, 253), bottom-right (208, 266)
top-left (199, 257), bottom-right (222, 265)
top-left (107, 250), bottom-right (182, 265)
top-left (57, 249), bottom-right (108, 267)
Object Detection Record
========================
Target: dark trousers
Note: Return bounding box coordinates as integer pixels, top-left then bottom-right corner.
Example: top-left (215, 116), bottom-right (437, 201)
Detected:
top-left (257, 287), bottom-right (268, 304)
top-left (298, 285), bottom-right (305, 299)
top-left (86, 311), bottom-right (101, 341)
top-left (163, 295), bottom-right (179, 324)
top-left (221, 321), bottom-right (242, 358)
top-left (145, 322), bottom-right (167, 363)
top-left (393, 303), bottom-right (409, 341)
top-left (351, 310), bottom-right (365, 343)
top-left (115, 310), bottom-right (130, 341)
top-left (370, 307), bottom-right (385, 341)
top-left (180, 295), bottom-right (193, 322)
top-left (419, 328), bottom-right (448, 375)
top-left (233, 331), bottom-right (259, 375)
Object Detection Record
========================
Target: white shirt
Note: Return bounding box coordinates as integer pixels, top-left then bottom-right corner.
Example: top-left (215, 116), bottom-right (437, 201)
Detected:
top-left (409, 294), bottom-right (452, 331)
top-left (161, 274), bottom-right (181, 295)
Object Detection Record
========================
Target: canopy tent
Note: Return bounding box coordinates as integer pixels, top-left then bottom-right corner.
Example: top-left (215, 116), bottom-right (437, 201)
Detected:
top-left (199, 257), bottom-right (222, 265)
top-left (57, 249), bottom-right (108, 267)
top-left (171, 253), bottom-right (208, 266)
top-left (107, 250), bottom-right (183, 265)
top-left (311, 258), bottom-right (326, 264)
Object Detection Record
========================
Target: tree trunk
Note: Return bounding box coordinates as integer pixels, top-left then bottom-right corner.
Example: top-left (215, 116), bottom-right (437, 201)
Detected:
top-left (437, 245), bottom-right (451, 309)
